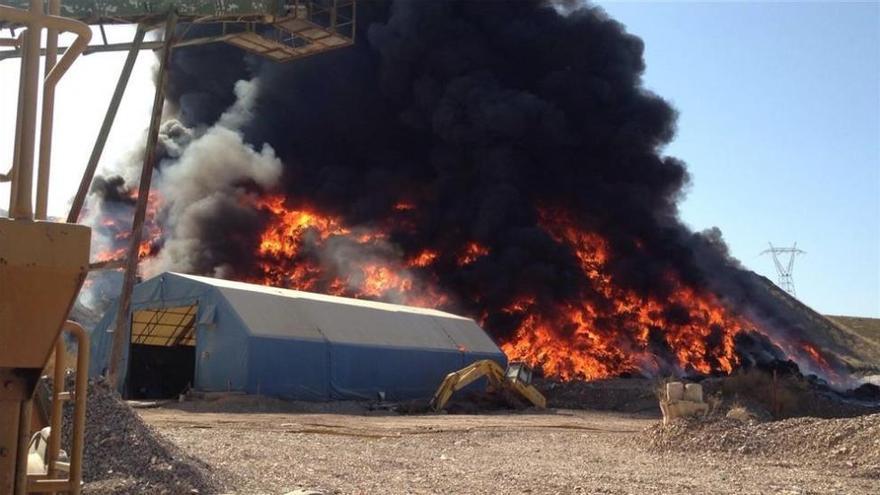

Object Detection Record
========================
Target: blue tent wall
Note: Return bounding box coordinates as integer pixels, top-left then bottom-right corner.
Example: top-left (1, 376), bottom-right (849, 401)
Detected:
top-left (90, 272), bottom-right (508, 400)
top-left (88, 300), bottom-right (118, 379)
top-left (246, 337), bottom-right (329, 399)
top-left (327, 343), bottom-right (498, 400)
top-left (89, 273), bottom-right (250, 393)
top-left (192, 299), bottom-right (250, 392)
top-left (245, 338), bottom-right (503, 401)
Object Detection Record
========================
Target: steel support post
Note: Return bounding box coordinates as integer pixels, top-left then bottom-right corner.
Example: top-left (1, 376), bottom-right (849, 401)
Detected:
top-left (0, 400), bottom-right (21, 494)
top-left (14, 400), bottom-right (31, 495)
top-left (10, 0), bottom-right (43, 220)
top-left (107, 13), bottom-right (177, 388)
top-left (7, 30), bottom-right (27, 212)
top-left (45, 338), bottom-right (65, 488)
top-left (67, 25), bottom-right (145, 223)
top-left (35, 0), bottom-right (60, 220)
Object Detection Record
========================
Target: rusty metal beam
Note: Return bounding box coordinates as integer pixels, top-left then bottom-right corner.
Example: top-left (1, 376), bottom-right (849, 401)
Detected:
top-left (14, 400), bottom-right (30, 495)
top-left (88, 258), bottom-right (126, 270)
top-left (7, 29), bottom-right (27, 212)
top-left (67, 24), bottom-right (145, 223)
top-left (0, 35), bottom-right (229, 61)
top-left (106, 12), bottom-right (177, 389)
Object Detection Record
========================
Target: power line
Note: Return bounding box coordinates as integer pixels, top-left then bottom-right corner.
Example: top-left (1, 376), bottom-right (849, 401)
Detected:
top-left (760, 242), bottom-right (806, 296)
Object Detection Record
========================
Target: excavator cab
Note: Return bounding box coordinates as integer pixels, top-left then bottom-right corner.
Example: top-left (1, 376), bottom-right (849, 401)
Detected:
top-left (430, 359), bottom-right (547, 412)
top-left (505, 361), bottom-right (535, 385)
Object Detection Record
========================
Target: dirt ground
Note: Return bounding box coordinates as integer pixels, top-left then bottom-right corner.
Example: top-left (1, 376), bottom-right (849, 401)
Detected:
top-left (137, 406), bottom-right (878, 495)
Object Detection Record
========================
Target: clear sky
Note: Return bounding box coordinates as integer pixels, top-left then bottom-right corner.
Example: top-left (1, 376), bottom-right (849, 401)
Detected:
top-left (594, 0), bottom-right (880, 317)
top-left (1, 2), bottom-right (878, 317)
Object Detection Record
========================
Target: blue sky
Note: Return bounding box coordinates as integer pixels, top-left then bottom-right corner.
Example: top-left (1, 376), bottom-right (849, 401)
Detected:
top-left (594, 1), bottom-right (880, 317)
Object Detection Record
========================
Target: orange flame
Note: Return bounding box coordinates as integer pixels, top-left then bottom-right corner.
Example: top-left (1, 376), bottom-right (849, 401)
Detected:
top-left (92, 190), bottom-right (163, 265)
top-left (256, 195), bottom-right (350, 258)
top-left (500, 209), bottom-right (747, 380)
top-left (86, 190), bottom-right (840, 384)
top-left (785, 340), bottom-right (838, 381)
top-left (409, 249), bottom-right (439, 268)
top-left (457, 242), bottom-right (489, 266)
top-left (251, 195), bottom-right (446, 307)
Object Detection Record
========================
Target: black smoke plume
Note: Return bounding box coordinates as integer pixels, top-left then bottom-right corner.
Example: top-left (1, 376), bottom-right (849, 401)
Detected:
top-left (86, 1), bottom-right (854, 381)
top-left (171, 1), bottom-right (691, 305)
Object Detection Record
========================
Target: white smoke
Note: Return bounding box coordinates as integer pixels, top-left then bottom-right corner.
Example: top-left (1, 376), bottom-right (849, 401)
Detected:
top-left (141, 78), bottom-right (282, 276)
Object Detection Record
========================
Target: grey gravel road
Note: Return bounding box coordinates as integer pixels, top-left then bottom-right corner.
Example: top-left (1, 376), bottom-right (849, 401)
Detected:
top-left (138, 408), bottom-right (878, 495)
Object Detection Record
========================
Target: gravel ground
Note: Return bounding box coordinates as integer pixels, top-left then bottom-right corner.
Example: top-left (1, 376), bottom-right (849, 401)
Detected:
top-left (139, 405), bottom-right (880, 495)
top-left (646, 414), bottom-right (880, 475)
top-left (61, 382), bottom-right (222, 494)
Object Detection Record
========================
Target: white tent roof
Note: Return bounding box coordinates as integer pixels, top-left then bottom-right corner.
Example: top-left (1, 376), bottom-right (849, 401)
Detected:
top-left (172, 273), bottom-right (502, 354)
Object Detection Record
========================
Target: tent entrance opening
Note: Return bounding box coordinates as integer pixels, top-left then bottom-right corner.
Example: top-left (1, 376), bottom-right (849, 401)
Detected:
top-left (127, 304), bottom-right (198, 399)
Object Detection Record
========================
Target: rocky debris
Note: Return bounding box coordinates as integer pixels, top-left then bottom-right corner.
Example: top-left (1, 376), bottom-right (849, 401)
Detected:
top-left (147, 407), bottom-right (880, 494)
top-left (699, 369), bottom-right (880, 420)
top-left (644, 413), bottom-right (880, 476)
top-left (61, 380), bottom-right (224, 494)
top-left (849, 382), bottom-right (880, 401)
top-left (535, 377), bottom-right (659, 413)
top-left (725, 405), bottom-right (765, 423)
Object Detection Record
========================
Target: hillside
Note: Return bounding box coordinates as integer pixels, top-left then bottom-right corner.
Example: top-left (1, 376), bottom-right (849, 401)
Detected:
top-left (825, 315), bottom-right (880, 348)
top-left (748, 274), bottom-right (880, 373)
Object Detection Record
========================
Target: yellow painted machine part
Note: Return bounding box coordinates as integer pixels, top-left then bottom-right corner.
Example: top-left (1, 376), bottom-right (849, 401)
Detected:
top-left (429, 360), bottom-right (547, 411)
top-left (1, 4), bottom-right (92, 493)
top-left (0, 220), bottom-right (90, 495)
top-left (0, 219), bottom-right (91, 369)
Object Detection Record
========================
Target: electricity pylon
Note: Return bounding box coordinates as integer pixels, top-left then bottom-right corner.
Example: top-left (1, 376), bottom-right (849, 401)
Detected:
top-left (760, 242), bottom-right (806, 296)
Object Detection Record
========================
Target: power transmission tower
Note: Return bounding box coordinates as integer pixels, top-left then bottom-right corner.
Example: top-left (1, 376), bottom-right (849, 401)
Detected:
top-left (760, 242), bottom-right (806, 296)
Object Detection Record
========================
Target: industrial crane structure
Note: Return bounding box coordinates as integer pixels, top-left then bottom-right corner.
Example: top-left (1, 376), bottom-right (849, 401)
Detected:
top-left (0, 1), bottom-right (355, 493)
top-left (0, 0), bottom-right (356, 62)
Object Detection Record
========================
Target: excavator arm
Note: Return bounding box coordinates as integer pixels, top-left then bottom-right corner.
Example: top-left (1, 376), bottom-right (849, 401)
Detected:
top-left (429, 360), bottom-right (505, 411)
top-left (429, 360), bottom-right (547, 411)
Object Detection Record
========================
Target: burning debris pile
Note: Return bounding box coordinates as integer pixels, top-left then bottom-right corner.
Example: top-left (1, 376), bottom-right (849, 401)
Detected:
top-left (83, 1), bottom-right (850, 384)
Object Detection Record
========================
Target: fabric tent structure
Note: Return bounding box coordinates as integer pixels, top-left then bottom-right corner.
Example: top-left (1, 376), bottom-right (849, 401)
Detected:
top-left (89, 272), bottom-right (506, 400)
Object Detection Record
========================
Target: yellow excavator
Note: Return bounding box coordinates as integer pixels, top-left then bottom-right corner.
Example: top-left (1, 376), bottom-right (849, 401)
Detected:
top-left (430, 360), bottom-right (547, 411)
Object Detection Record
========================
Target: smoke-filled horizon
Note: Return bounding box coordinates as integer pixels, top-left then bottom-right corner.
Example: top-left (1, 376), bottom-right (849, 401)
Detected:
top-left (85, 1), bottom-right (847, 383)
top-left (167, 1), bottom-right (699, 300)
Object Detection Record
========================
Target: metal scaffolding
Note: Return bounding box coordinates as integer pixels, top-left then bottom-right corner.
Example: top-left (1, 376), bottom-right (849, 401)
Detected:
top-left (0, 1), bottom-right (357, 487)
top-left (1, 0), bottom-right (358, 391)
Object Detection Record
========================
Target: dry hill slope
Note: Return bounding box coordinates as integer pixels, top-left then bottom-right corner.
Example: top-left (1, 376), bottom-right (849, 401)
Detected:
top-left (825, 315), bottom-right (880, 347)
top-left (749, 273), bottom-right (880, 372)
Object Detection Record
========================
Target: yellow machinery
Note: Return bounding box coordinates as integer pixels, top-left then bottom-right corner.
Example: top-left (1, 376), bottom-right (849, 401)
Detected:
top-left (2, 0), bottom-right (358, 393)
top-left (430, 360), bottom-right (547, 412)
top-left (0, 1), bottom-right (356, 493)
top-left (1, 3), bottom-right (93, 493)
